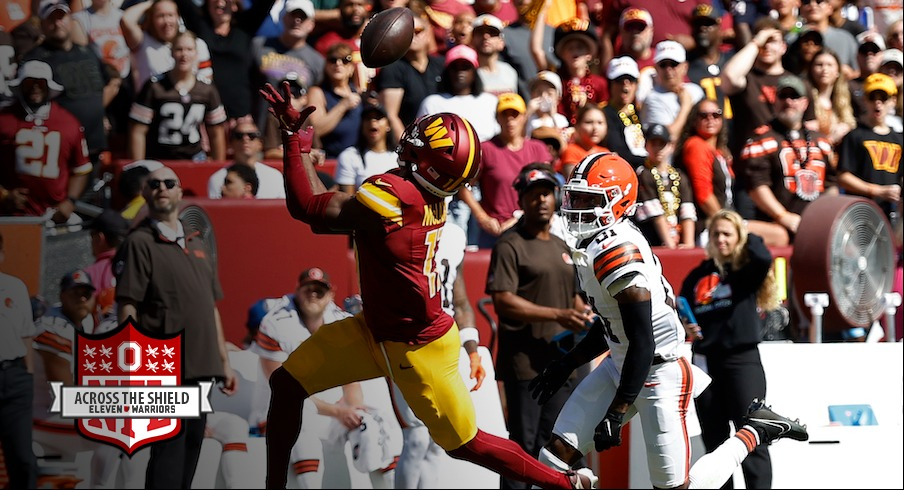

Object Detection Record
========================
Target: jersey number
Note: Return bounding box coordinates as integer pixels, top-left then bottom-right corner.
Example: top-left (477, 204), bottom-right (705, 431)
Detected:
top-left (15, 129), bottom-right (62, 178)
top-left (424, 228), bottom-right (443, 299)
top-left (158, 102), bottom-right (206, 145)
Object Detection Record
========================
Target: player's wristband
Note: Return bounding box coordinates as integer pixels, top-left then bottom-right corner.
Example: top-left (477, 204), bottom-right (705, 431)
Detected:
top-left (459, 327), bottom-right (479, 347)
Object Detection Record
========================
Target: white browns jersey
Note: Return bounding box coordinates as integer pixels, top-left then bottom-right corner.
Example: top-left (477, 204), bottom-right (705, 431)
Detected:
top-left (573, 219), bottom-right (683, 371)
top-left (435, 222), bottom-right (466, 319)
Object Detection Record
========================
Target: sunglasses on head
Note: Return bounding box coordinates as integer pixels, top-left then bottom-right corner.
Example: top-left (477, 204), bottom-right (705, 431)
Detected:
top-left (232, 130), bottom-right (261, 140)
top-left (698, 110), bottom-right (723, 120)
top-left (327, 54), bottom-right (353, 64)
top-left (148, 178), bottom-right (179, 190)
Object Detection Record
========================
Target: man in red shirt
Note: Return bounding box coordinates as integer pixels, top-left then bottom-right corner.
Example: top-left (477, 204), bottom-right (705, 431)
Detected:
top-left (260, 81), bottom-right (597, 489)
top-left (0, 60), bottom-right (91, 222)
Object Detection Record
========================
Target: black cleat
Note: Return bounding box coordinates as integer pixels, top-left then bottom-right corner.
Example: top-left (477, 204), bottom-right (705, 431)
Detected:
top-left (566, 468), bottom-right (598, 489)
top-left (744, 398), bottom-right (809, 444)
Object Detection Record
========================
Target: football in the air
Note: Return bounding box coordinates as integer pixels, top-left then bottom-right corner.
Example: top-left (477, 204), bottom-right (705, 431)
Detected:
top-left (359, 7), bottom-right (415, 68)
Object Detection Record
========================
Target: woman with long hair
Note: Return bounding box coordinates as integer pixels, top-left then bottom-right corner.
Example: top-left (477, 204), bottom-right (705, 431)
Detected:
top-left (807, 48), bottom-right (856, 146)
top-left (557, 104), bottom-right (608, 180)
top-left (334, 104), bottom-right (398, 194)
top-left (675, 99), bottom-right (790, 246)
top-left (307, 42), bottom-right (363, 159)
top-left (679, 209), bottom-right (782, 490)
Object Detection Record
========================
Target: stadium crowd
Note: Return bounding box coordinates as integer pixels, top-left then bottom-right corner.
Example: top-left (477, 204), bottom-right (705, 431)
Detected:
top-left (0, 0), bottom-right (902, 488)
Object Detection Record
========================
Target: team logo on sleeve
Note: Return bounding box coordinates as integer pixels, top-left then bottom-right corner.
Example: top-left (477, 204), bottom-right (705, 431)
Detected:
top-left (48, 317), bottom-right (213, 455)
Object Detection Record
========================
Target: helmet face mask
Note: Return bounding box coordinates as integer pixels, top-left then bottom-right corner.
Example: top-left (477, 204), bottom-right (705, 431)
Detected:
top-left (397, 113), bottom-right (481, 197)
top-left (561, 152), bottom-right (637, 239)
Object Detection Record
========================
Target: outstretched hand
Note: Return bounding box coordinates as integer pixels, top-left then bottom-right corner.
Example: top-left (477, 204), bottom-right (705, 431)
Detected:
top-left (259, 82), bottom-right (316, 133)
top-left (528, 357), bottom-right (575, 405)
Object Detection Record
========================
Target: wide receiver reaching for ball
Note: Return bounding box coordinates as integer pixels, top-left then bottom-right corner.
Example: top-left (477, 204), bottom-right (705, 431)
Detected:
top-left (259, 81), bottom-right (597, 489)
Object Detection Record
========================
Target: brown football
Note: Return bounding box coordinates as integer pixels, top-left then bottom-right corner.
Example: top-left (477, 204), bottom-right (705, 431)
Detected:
top-left (359, 7), bottom-right (415, 68)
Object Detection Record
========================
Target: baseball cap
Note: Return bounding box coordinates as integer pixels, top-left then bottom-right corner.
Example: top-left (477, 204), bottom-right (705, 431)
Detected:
top-left (60, 269), bottom-right (95, 292)
top-left (122, 159), bottom-right (164, 172)
top-left (863, 73), bottom-right (898, 97)
top-left (361, 103), bottom-right (387, 119)
top-left (497, 92), bottom-right (526, 114)
top-left (619, 8), bottom-right (652, 29)
top-left (8, 60), bottom-right (64, 96)
top-left (281, 71), bottom-right (309, 97)
top-left (880, 48), bottom-right (903, 68)
top-left (89, 209), bottom-right (130, 240)
top-left (553, 19), bottom-right (599, 57)
top-left (797, 27), bottom-right (823, 45)
top-left (444, 44), bottom-right (479, 69)
top-left (644, 123), bottom-right (671, 143)
top-left (472, 14), bottom-right (505, 34)
top-left (531, 127), bottom-right (565, 152)
top-left (776, 74), bottom-right (807, 98)
top-left (654, 40), bottom-right (687, 64)
top-left (856, 31), bottom-right (886, 52)
top-left (692, 4), bottom-right (720, 24)
top-left (529, 71), bottom-right (563, 98)
top-left (298, 267), bottom-right (331, 289)
top-left (607, 56), bottom-right (640, 80)
top-left (38, 0), bottom-right (70, 19)
top-left (513, 164), bottom-right (560, 194)
top-left (284, 0), bottom-right (314, 19)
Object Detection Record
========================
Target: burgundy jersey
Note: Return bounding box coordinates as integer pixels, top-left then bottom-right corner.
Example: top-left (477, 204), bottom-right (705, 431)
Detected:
top-left (353, 170), bottom-right (454, 344)
top-left (0, 103), bottom-right (91, 216)
top-left (129, 75), bottom-right (227, 160)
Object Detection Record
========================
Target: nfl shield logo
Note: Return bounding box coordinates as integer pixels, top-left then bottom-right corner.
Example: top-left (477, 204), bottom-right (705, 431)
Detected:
top-left (74, 318), bottom-right (183, 455)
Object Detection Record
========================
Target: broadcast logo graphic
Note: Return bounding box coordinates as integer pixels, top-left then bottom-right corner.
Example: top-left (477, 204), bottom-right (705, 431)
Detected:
top-left (48, 318), bottom-right (213, 455)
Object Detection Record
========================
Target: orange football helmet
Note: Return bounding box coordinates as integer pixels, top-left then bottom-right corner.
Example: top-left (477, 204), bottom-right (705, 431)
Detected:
top-left (561, 152), bottom-right (638, 239)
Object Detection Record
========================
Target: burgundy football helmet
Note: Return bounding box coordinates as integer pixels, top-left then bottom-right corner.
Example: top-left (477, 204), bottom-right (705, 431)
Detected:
top-left (397, 113), bottom-right (482, 197)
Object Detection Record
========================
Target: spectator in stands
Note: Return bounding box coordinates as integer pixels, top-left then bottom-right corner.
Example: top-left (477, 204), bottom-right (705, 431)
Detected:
top-left (807, 48), bottom-right (857, 146)
top-left (837, 73), bottom-right (903, 221)
top-left (263, 73), bottom-right (312, 158)
top-left (686, 4), bottom-right (734, 127)
top-left (675, 99), bottom-right (791, 246)
top-left (459, 93), bottom-right (552, 249)
top-left (470, 14), bottom-right (519, 97)
top-left (175, 0), bottom-right (277, 123)
top-left (334, 103), bottom-right (399, 194)
top-left (879, 48), bottom-right (903, 91)
top-left (601, 56), bottom-right (646, 169)
top-left (611, 8), bottom-right (656, 102)
top-left (117, 160), bottom-right (155, 220)
top-left (887, 19), bottom-right (904, 52)
top-left (799, 0), bottom-right (859, 79)
top-left (25, 0), bottom-right (114, 172)
top-left (121, 0), bottom-right (214, 91)
top-left (313, 0), bottom-right (370, 56)
top-left (252, 0), bottom-right (325, 124)
top-left (640, 40), bottom-right (705, 141)
top-left (525, 71), bottom-right (569, 136)
top-left (827, 0), bottom-right (866, 38)
top-left (634, 123), bottom-right (697, 249)
top-left (446, 9), bottom-right (476, 51)
top-left (219, 162), bottom-right (259, 199)
top-left (558, 104), bottom-right (608, 180)
top-left (427, 0), bottom-right (475, 54)
top-left (85, 209), bottom-right (130, 331)
top-left (501, 0), bottom-right (553, 100)
top-left (129, 31), bottom-right (227, 162)
top-left (600, 0), bottom-right (700, 68)
top-left (209, 120), bottom-right (286, 198)
top-left (545, 19), bottom-right (607, 126)
top-left (771, 0), bottom-right (802, 42)
top-left (737, 75), bottom-right (838, 241)
top-left (850, 32), bottom-right (887, 119)
top-left (0, 60), bottom-right (92, 222)
top-left (486, 162), bottom-right (593, 490)
top-left (784, 27), bottom-right (825, 78)
top-left (375, 3), bottom-right (443, 141)
top-left (307, 42), bottom-right (363, 158)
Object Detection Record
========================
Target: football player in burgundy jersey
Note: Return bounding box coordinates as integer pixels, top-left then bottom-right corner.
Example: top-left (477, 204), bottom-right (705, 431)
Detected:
top-left (0, 60), bottom-right (91, 221)
top-left (260, 81), bottom-right (597, 489)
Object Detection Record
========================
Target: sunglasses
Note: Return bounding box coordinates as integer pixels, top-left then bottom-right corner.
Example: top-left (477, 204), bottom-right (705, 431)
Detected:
top-left (327, 54), bottom-right (353, 65)
top-left (232, 131), bottom-right (261, 140)
top-left (658, 60), bottom-right (680, 69)
top-left (698, 110), bottom-right (723, 120)
top-left (777, 92), bottom-right (804, 101)
top-left (801, 0), bottom-right (825, 4)
top-left (868, 91), bottom-right (891, 102)
top-left (148, 178), bottom-right (179, 190)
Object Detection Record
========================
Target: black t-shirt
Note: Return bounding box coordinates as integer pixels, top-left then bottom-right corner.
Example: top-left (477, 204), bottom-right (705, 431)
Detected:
top-left (375, 55), bottom-right (444, 130)
top-left (602, 104), bottom-right (647, 169)
top-left (837, 124), bottom-right (904, 218)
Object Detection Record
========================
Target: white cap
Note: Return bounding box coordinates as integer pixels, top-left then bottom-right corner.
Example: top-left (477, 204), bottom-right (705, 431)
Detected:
top-left (607, 56), bottom-right (640, 80)
top-left (856, 31), bottom-right (886, 51)
top-left (122, 160), bottom-right (165, 172)
top-left (654, 40), bottom-right (687, 64)
top-left (284, 0), bottom-right (314, 19)
top-left (472, 14), bottom-right (505, 33)
top-left (529, 70), bottom-right (563, 97)
top-left (9, 60), bottom-right (64, 96)
top-left (880, 48), bottom-right (903, 67)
